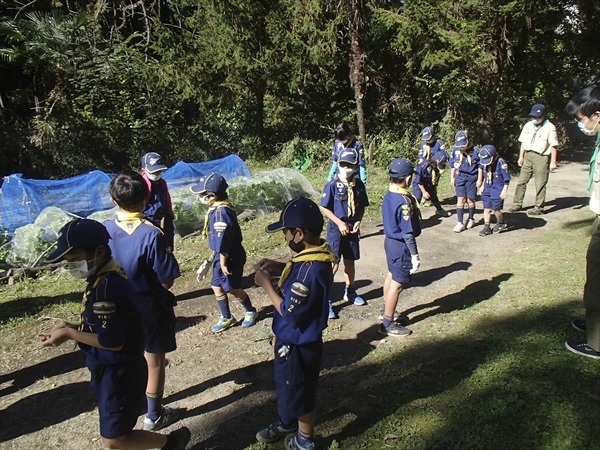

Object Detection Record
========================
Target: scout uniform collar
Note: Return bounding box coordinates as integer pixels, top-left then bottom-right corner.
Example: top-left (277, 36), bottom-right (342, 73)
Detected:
top-left (388, 184), bottom-right (421, 219)
top-left (202, 200), bottom-right (234, 238)
top-left (115, 211), bottom-right (146, 235)
top-left (278, 240), bottom-right (337, 288)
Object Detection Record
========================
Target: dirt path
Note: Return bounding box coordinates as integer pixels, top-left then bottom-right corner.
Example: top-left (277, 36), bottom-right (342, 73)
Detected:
top-left (0, 155), bottom-right (593, 450)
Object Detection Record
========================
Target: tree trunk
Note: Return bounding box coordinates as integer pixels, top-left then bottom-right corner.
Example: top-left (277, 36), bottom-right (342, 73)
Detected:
top-left (348, 0), bottom-right (367, 140)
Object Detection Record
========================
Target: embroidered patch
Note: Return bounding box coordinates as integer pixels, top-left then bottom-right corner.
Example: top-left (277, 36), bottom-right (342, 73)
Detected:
top-left (214, 221), bottom-right (227, 232)
top-left (92, 301), bottom-right (116, 315)
top-left (291, 282), bottom-right (310, 298)
top-left (401, 204), bottom-right (411, 221)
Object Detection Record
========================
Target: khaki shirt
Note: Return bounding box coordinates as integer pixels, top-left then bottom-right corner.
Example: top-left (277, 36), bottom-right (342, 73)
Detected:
top-left (591, 144), bottom-right (600, 215)
top-left (518, 120), bottom-right (559, 156)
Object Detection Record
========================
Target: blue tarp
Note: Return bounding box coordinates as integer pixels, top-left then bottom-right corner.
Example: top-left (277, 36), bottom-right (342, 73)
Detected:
top-left (0, 154), bottom-right (251, 235)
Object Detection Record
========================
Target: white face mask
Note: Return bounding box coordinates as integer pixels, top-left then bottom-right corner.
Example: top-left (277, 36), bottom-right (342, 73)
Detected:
top-left (338, 167), bottom-right (355, 180)
top-left (578, 118), bottom-right (599, 136)
top-left (65, 258), bottom-right (96, 280)
top-left (199, 194), bottom-right (214, 205)
top-left (147, 172), bottom-right (162, 181)
top-left (532, 118), bottom-right (543, 125)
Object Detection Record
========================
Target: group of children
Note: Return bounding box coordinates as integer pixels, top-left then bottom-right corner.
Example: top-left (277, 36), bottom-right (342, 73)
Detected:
top-left (40, 122), bottom-right (512, 450)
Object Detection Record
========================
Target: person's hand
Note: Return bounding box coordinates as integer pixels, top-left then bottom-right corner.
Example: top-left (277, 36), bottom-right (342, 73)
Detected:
top-left (476, 179), bottom-right (483, 189)
top-left (479, 183), bottom-right (485, 194)
top-left (351, 221), bottom-right (361, 234)
top-left (550, 161), bottom-right (557, 172)
top-left (338, 222), bottom-right (350, 236)
top-left (410, 255), bottom-right (420, 274)
top-left (221, 264), bottom-right (232, 276)
top-left (518, 156), bottom-right (524, 167)
top-left (500, 189), bottom-right (508, 200)
top-left (40, 327), bottom-right (71, 347)
top-left (422, 191), bottom-right (430, 200)
top-left (254, 266), bottom-right (271, 288)
top-left (450, 178), bottom-right (455, 188)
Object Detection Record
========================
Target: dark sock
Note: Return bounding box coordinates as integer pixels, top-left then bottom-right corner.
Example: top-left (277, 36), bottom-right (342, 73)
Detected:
top-left (297, 429), bottom-right (314, 446)
top-left (484, 222), bottom-right (490, 228)
top-left (382, 315), bottom-right (393, 328)
top-left (146, 391), bottom-right (163, 421)
top-left (457, 208), bottom-right (464, 223)
top-left (239, 294), bottom-right (254, 312)
top-left (216, 295), bottom-right (231, 317)
top-left (468, 207), bottom-right (475, 220)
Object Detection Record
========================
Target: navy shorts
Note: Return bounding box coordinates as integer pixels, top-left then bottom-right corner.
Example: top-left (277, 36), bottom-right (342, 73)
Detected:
top-left (413, 184), bottom-right (440, 204)
top-left (211, 258), bottom-right (245, 291)
top-left (134, 292), bottom-right (177, 354)
top-left (481, 190), bottom-right (504, 211)
top-left (384, 237), bottom-right (411, 284)
top-left (455, 174), bottom-right (477, 199)
top-left (274, 339), bottom-right (322, 422)
top-left (87, 357), bottom-right (147, 439)
top-left (327, 226), bottom-right (360, 261)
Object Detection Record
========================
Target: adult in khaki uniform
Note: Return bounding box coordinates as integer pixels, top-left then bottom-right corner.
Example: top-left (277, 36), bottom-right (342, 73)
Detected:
top-left (510, 104), bottom-right (559, 215)
top-left (565, 84), bottom-right (600, 360)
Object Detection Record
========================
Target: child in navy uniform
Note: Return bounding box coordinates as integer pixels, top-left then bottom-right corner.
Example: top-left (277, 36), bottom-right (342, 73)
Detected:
top-left (254, 198), bottom-right (336, 450)
top-left (320, 148), bottom-right (369, 317)
top-left (478, 145), bottom-right (510, 236)
top-left (450, 130), bottom-right (481, 232)
top-left (413, 148), bottom-right (452, 217)
top-left (417, 126), bottom-right (446, 164)
top-left (191, 172), bottom-right (258, 332)
top-left (381, 158), bottom-right (421, 337)
top-left (104, 171), bottom-right (182, 432)
top-left (141, 152), bottom-right (176, 251)
top-left (41, 219), bottom-right (190, 450)
top-left (327, 122), bottom-right (367, 185)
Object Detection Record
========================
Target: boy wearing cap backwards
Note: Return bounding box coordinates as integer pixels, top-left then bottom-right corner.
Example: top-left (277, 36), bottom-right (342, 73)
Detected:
top-left (417, 126), bottom-right (446, 164)
top-left (190, 171), bottom-right (258, 332)
top-left (510, 104), bottom-right (559, 215)
top-left (450, 130), bottom-right (481, 232)
top-left (141, 152), bottom-right (176, 250)
top-left (320, 147), bottom-right (369, 317)
top-left (478, 145), bottom-right (510, 236)
top-left (103, 170), bottom-right (182, 432)
top-left (254, 197), bottom-right (336, 450)
top-left (40, 219), bottom-right (191, 450)
top-left (380, 158), bottom-right (421, 337)
top-left (327, 122), bottom-right (367, 185)
top-left (413, 148), bottom-right (452, 217)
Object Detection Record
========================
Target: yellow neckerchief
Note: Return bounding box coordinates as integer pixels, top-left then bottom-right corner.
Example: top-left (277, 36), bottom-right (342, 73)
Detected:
top-left (458, 148), bottom-right (472, 167)
top-left (422, 143), bottom-right (431, 161)
top-left (115, 211), bottom-right (145, 235)
top-left (486, 156), bottom-right (499, 183)
top-left (430, 162), bottom-right (440, 186)
top-left (76, 258), bottom-right (127, 347)
top-left (339, 175), bottom-right (356, 217)
top-left (202, 200), bottom-right (234, 238)
top-left (389, 184), bottom-right (421, 219)
top-left (278, 240), bottom-right (337, 288)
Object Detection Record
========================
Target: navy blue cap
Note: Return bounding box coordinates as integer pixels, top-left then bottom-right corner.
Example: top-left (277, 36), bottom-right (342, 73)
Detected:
top-left (46, 219), bottom-right (110, 263)
top-left (479, 145), bottom-right (497, 166)
top-left (141, 152), bottom-right (168, 173)
top-left (433, 149), bottom-right (449, 167)
top-left (338, 148), bottom-right (359, 165)
top-left (388, 158), bottom-right (414, 179)
top-left (529, 104), bottom-right (546, 118)
top-left (266, 197), bottom-right (324, 233)
top-left (455, 130), bottom-right (470, 148)
top-left (190, 172), bottom-right (228, 195)
top-left (421, 126), bottom-right (435, 141)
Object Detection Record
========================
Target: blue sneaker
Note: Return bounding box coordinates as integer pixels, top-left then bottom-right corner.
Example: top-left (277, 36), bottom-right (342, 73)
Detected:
top-left (241, 310), bottom-right (258, 327)
top-left (211, 316), bottom-right (236, 333)
top-left (328, 300), bottom-right (336, 319)
top-left (285, 433), bottom-right (315, 450)
top-left (344, 288), bottom-right (366, 306)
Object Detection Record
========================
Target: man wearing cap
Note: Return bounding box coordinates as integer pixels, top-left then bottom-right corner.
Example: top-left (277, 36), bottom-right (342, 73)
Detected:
top-left (141, 152), bottom-right (175, 250)
top-left (510, 104), bottom-right (559, 215)
top-left (40, 219), bottom-right (191, 450)
top-left (320, 147), bottom-right (369, 316)
top-left (254, 198), bottom-right (336, 450)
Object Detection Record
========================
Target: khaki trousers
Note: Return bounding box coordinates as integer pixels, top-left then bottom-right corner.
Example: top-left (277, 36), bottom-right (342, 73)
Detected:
top-left (512, 151), bottom-right (550, 209)
top-left (585, 216), bottom-right (600, 351)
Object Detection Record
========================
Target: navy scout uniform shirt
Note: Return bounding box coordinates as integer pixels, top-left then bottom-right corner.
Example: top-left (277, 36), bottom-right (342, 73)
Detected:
top-left (481, 157), bottom-right (510, 192)
top-left (273, 261), bottom-right (333, 345)
top-left (417, 139), bottom-right (446, 162)
top-left (382, 190), bottom-right (421, 241)
top-left (207, 205), bottom-right (246, 263)
top-left (331, 138), bottom-right (366, 166)
top-left (321, 175), bottom-right (369, 229)
top-left (413, 160), bottom-right (440, 189)
top-left (79, 259), bottom-right (144, 365)
top-left (450, 147), bottom-right (480, 177)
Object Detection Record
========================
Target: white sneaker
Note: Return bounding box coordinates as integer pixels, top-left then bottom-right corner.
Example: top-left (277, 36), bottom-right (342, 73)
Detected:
top-left (453, 222), bottom-right (465, 233)
top-left (466, 219), bottom-right (475, 230)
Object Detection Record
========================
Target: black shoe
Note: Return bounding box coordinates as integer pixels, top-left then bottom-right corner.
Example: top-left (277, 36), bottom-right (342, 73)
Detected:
top-left (168, 427), bottom-right (191, 450)
top-left (571, 319), bottom-right (586, 333)
top-left (492, 222), bottom-right (508, 234)
top-left (479, 226), bottom-right (493, 237)
top-left (527, 207), bottom-right (544, 216)
top-left (379, 322), bottom-right (411, 337)
top-left (565, 341), bottom-right (600, 360)
top-left (508, 206), bottom-right (522, 212)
